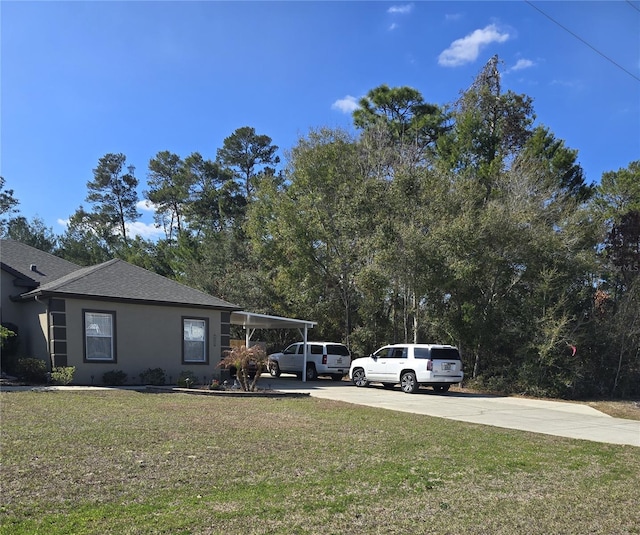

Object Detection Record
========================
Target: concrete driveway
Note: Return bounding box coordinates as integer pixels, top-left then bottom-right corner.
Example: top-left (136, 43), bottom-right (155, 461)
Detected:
top-left (259, 374), bottom-right (640, 447)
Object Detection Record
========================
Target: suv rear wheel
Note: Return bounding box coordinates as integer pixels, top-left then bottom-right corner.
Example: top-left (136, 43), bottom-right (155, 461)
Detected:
top-left (400, 371), bottom-right (419, 394)
top-left (306, 363), bottom-right (318, 381)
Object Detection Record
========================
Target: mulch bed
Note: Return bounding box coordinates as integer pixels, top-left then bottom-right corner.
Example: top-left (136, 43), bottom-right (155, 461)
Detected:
top-left (145, 385), bottom-right (309, 398)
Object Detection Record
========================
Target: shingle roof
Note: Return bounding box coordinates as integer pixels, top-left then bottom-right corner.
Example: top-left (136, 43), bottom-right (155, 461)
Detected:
top-left (2, 239), bottom-right (240, 311)
top-left (0, 239), bottom-right (80, 289)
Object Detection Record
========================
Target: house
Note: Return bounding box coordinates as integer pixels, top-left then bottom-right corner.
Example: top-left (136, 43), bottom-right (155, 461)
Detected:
top-left (0, 239), bottom-right (241, 385)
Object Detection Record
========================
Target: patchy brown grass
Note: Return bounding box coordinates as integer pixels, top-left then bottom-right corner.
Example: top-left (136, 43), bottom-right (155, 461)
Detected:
top-left (1, 390), bottom-right (639, 535)
top-left (586, 400), bottom-right (640, 420)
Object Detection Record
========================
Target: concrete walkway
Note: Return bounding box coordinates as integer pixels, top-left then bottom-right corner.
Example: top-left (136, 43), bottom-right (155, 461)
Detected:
top-left (259, 375), bottom-right (640, 447)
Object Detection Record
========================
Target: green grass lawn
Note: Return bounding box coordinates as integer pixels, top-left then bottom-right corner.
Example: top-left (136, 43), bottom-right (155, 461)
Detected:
top-left (1, 390), bottom-right (639, 535)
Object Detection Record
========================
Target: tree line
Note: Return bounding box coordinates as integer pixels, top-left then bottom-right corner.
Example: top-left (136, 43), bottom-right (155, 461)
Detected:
top-left (2, 57), bottom-right (638, 399)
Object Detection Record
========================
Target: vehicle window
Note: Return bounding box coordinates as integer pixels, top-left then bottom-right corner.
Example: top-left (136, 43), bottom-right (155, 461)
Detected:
top-left (373, 347), bottom-right (391, 358)
top-left (431, 348), bottom-right (461, 360)
top-left (327, 344), bottom-right (350, 356)
top-left (310, 344), bottom-right (323, 354)
top-left (390, 347), bottom-right (407, 358)
top-left (283, 344), bottom-right (298, 355)
top-left (414, 348), bottom-right (430, 359)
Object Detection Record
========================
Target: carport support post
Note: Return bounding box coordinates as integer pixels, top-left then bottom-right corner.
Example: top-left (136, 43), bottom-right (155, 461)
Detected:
top-left (302, 324), bottom-right (309, 383)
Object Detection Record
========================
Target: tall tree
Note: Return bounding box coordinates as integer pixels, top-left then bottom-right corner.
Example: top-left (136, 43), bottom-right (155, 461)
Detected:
top-left (588, 161), bottom-right (640, 396)
top-left (86, 153), bottom-right (140, 248)
top-left (146, 151), bottom-right (191, 241)
top-left (437, 55), bottom-right (535, 199)
top-left (5, 216), bottom-right (57, 253)
top-left (182, 152), bottom-right (243, 235)
top-left (519, 126), bottom-right (592, 202)
top-left (248, 128), bottom-right (374, 344)
top-left (57, 206), bottom-right (112, 265)
top-left (217, 126), bottom-right (280, 200)
top-left (0, 177), bottom-right (20, 236)
top-left (354, 84), bottom-right (448, 172)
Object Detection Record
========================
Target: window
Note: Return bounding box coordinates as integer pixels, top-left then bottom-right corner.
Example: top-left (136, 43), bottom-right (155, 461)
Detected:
top-left (373, 347), bottom-right (391, 358)
top-left (390, 347), bottom-right (407, 358)
top-left (327, 344), bottom-right (350, 356)
top-left (183, 318), bottom-right (208, 364)
top-left (84, 311), bottom-right (116, 362)
top-left (431, 348), bottom-right (461, 360)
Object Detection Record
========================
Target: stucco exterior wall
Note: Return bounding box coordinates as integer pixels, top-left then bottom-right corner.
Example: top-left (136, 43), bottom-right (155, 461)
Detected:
top-left (63, 298), bottom-right (227, 385)
top-left (0, 270), bottom-right (49, 359)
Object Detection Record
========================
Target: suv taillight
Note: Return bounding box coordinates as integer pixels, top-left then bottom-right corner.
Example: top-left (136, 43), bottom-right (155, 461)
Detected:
top-left (427, 360), bottom-right (433, 371)
top-left (322, 354), bottom-right (327, 364)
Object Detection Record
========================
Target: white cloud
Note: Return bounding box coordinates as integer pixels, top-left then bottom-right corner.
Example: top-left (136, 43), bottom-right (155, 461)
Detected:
top-left (126, 221), bottom-right (163, 240)
top-left (389, 22), bottom-right (399, 31)
top-left (56, 217), bottom-right (163, 240)
top-left (511, 58), bottom-right (534, 71)
top-left (388, 4), bottom-right (413, 15)
top-left (438, 24), bottom-right (510, 67)
top-left (331, 95), bottom-right (360, 114)
top-left (137, 199), bottom-right (157, 212)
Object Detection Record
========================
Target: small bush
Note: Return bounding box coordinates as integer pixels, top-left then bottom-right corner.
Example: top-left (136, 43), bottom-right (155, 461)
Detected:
top-left (51, 366), bottom-right (75, 385)
top-left (103, 369), bottom-right (128, 386)
top-left (140, 367), bottom-right (166, 385)
top-left (1, 323), bottom-right (20, 374)
top-left (16, 358), bottom-right (48, 383)
top-left (177, 370), bottom-right (199, 388)
top-left (218, 345), bottom-right (267, 392)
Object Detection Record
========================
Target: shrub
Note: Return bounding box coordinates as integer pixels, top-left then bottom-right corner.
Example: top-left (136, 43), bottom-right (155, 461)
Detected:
top-left (140, 367), bottom-right (166, 385)
top-left (1, 323), bottom-right (19, 374)
top-left (103, 369), bottom-right (128, 386)
top-left (218, 345), bottom-right (267, 392)
top-left (16, 358), bottom-right (48, 383)
top-left (51, 366), bottom-right (75, 385)
top-left (177, 370), bottom-right (199, 388)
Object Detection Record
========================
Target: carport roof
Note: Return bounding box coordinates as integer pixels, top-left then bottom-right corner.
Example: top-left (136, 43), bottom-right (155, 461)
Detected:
top-left (230, 311), bottom-right (317, 330)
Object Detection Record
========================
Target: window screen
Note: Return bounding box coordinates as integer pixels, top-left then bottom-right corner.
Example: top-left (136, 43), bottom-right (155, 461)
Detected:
top-left (85, 311), bottom-right (115, 361)
top-left (183, 318), bottom-right (208, 363)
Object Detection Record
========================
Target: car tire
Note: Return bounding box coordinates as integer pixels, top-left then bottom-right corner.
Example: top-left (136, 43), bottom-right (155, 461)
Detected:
top-left (306, 363), bottom-right (318, 381)
top-left (400, 371), bottom-right (419, 394)
top-left (351, 368), bottom-right (369, 387)
top-left (269, 362), bottom-right (281, 377)
top-left (433, 384), bottom-right (450, 393)
top-left (330, 374), bottom-right (343, 381)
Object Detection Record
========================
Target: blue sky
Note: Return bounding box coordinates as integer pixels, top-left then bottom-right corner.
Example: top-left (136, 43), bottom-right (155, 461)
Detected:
top-left (2, 1), bottom-right (639, 239)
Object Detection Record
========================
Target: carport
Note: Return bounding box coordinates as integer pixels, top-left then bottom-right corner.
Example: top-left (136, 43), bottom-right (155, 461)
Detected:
top-left (230, 311), bottom-right (318, 382)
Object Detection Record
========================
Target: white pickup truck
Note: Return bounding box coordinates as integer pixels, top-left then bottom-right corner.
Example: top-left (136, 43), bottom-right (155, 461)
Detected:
top-left (268, 342), bottom-right (351, 381)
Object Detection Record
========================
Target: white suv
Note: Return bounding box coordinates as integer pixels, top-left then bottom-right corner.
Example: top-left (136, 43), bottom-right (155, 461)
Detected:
top-left (349, 344), bottom-right (463, 393)
top-left (268, 342), bottom-right (351, 381)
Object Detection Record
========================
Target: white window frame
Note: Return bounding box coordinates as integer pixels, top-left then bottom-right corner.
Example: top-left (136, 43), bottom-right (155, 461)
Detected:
top-left (84, 310), bottom-right (116, 362)
top-left (183, 317), bottom-right (208, 364)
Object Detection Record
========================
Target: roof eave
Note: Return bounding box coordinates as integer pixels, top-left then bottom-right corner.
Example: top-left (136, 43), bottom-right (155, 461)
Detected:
top-left (16, 289), bottom-right (243, 311)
